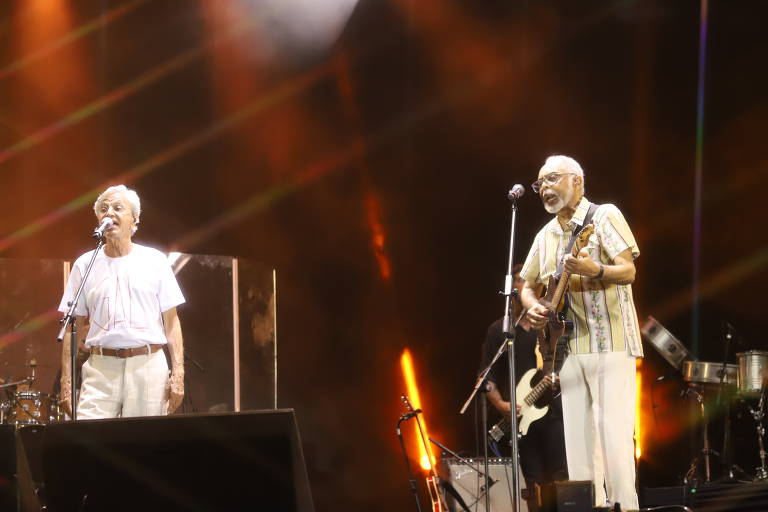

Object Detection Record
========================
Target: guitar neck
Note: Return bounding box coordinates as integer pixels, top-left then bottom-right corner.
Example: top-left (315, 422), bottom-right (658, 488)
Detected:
top-left (549, 270), bottom-right (572, 311)
top-left (523, 377), bottom-right (552, 406)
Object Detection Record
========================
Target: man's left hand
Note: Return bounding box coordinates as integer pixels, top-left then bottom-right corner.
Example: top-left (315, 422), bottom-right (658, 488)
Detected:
top-left (166, 372), bottom-right (184, 414)
top-left (563, 249), bottom-right (600, 278)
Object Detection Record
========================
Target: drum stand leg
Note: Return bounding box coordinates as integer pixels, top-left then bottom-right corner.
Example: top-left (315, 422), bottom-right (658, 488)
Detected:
top-left (683, 385), bottom-right (716, 485)
top-left (750, 383), bottom-right (767, 481)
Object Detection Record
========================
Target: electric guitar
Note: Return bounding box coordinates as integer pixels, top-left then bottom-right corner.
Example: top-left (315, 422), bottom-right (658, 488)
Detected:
top-left (489, 224), bottom-right (595, 442)
top-left (488, 368), bottom-right (554, 442)
top-left (537, 224), bottom-right (594, 372)
top-left (401, 395), bottom-right (447, 512)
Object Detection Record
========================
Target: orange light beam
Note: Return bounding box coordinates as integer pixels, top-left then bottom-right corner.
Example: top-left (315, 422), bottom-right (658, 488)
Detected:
top-left (400, 349), bottom-right (437, 471)
top-left (170, 86), bottom-right (445, 251)
top-left (0, 62), bottom-right (329, 254)
top-left (0, 0), bottom-right (148, 81)
top-left (0, 13), bottom-right (257, 168)
top-left (330, 50), bottom-right (392, 281)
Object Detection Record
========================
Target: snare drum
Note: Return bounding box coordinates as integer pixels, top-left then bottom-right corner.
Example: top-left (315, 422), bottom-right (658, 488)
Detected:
top-left (682, 360), bottom-right (737, 386)
top-left (737, 351), bottom-right (768, 397)
top-left (7, 391), bottom-right (60, 425)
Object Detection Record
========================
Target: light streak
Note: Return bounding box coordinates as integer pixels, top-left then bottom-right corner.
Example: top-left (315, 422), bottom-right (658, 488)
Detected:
top-left (0, 308), bottom-right (60, 349)
top-left (400, 349), bottom-right (437, 471)
top-left (691, 0), bottom-right (709, 356)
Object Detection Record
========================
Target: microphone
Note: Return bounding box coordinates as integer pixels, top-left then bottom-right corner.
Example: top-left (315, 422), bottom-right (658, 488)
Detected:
top-left (508, 184), bottom-right (525, 202)
top-left (92, 217), bottom-right (114, 240)
top-left (399, 409), bottom-right (422, 421)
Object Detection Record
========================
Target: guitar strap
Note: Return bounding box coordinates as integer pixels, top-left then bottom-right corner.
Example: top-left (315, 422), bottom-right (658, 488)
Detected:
top-left (555, 202), bottom-right (599, 356)
top-left (555, 202), bottom-right (599, 278)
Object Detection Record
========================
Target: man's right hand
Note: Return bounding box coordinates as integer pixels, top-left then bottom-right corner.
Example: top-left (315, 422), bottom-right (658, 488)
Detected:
top-left (525, 302), bottom-right (550, 330)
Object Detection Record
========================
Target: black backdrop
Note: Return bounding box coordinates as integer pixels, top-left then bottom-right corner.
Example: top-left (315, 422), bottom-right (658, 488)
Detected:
top-left (0, 1), bottom-right (766, 509)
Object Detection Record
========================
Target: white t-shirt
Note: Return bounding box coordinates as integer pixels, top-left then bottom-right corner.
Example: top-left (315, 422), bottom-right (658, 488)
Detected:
top-left (58, 243), bottom-right (185, 349)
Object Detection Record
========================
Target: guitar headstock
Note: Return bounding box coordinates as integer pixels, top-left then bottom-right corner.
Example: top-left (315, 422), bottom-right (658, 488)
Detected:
top-left (401, 394), bottom-right (414, 412)
top-left (571, 224), bottom-right (595, 255)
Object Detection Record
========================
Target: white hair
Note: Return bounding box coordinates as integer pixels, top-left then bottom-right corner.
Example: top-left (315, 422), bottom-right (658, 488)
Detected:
top-left (93, 185), bottom-right (141, 233)
top-left (540, 155), bottom-right (585, 176)
top-left (540, 155), bottom-right (586, 193)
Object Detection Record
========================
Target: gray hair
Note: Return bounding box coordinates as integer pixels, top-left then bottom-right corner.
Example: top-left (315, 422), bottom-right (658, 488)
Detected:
top-left (93, 185), bottom-right (141, 233)
top-left (540, 155), bottom-right (586, 193)
top-left (540, 155), bottom-right (585, 176)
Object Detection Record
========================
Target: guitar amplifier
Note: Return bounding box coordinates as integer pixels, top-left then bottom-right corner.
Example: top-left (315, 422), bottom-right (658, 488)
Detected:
top-left (443, 457), bottom-right (528, 512)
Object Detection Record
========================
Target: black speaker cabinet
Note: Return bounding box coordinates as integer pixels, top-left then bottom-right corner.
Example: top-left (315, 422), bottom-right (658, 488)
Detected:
top-left (0, 425), bottom-right (15, 510)
top-left (537, 480), bottom-right (593, 512)
top-left (39, 410), bottom-right (313, 512)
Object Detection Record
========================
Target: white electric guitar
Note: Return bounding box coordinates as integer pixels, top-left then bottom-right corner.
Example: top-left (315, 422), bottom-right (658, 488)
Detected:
top-left (488, 368), bottom-right (555, 442)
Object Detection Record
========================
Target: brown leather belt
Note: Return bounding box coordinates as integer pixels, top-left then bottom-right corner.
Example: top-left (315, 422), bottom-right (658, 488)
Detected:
top-left (90, 344), bottom-right (163, 358)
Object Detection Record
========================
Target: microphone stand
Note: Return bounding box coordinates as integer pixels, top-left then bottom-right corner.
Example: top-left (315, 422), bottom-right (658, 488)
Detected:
top-left (501, 194), bottom-right (522, 512)
top-left (56, 235), bottom-right (107, 421)
top-left (396, 414), bottom-right (423, 512)
top-left (459, 190), bottom-right (523, 512)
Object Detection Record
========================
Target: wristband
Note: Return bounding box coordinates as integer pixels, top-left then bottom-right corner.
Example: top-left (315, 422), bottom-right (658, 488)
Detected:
top-left (593, 263), bottom-right (605, 279)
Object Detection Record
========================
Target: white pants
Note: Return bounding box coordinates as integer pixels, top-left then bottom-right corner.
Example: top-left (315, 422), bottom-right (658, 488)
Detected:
top-left (77, 349), bottom-right (169, 419)
top-left (560, 350), bottom-right (638, 509)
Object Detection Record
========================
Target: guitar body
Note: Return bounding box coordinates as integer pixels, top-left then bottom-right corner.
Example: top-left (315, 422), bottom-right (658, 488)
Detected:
top-left (516, 368), bottom-right (550, 436)
top-left (538, 275), bottom-right (567, 364)
top-left (488, 367), bottom-right (555, 442)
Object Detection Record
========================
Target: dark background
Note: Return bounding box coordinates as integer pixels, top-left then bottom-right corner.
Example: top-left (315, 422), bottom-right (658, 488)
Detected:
top-left (0, 0), bottom-right (766, 509)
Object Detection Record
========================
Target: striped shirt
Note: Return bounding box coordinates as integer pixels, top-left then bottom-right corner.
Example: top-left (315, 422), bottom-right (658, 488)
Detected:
top-left (521, 196), bottom-right (644, 357)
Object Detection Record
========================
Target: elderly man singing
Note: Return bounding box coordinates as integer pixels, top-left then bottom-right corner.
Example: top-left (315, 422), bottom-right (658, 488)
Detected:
top-left (520, 156), bottom-right (643, 510)
top-left (59, 185), bottom-right (185, 419)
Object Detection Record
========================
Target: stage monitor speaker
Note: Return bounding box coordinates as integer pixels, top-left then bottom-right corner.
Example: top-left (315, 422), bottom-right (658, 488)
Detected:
top-left (443, 457), bottom-right (528, 512)
top-left (537, 480), bottom-right (593, 512)
top-left (39, 409), bottom-right (313, 512)
top-left (0, 425), bottom-right (15, 510)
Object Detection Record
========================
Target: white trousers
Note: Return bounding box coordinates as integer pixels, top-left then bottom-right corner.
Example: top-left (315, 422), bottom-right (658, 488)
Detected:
top-left (77, 349), bottom-right (169, 419)
top-left (559, 350), bottom-right (638, 509)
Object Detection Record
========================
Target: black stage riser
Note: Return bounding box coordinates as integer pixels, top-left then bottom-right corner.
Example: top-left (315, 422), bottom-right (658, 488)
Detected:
top-left (9, 409), bottom-right (313, 512)
top-left (643, 483), bottom-right (768, 512)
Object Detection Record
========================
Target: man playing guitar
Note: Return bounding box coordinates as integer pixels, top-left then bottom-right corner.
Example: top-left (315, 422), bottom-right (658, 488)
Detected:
top-left (479, 265), bottom-right (568, 511)
top-left (520, 155), bottom-right (643, 510)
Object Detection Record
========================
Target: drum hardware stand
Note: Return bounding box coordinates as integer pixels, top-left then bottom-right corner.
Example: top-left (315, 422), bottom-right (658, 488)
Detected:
top-left (682, 384), bottom-right (717, 485)
top-left (0, 376), bottom-right (35, 424)
top-left (460, 185), bottom-right (525, 512)
top-left (56, 230), bottom-right (107, 421)
top-left (747, 380), bottom-right (767, 481)
top-left (715, 324), bottom-right (751, 483)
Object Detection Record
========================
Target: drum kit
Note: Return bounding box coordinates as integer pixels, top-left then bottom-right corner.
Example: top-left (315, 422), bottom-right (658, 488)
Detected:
top-left (642, 317), bottom-right (768, 484)
top-left (0, 360), bottom-right (63, 427)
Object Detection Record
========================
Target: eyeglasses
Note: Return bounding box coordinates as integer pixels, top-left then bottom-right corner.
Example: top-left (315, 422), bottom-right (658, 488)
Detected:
top-left (531, 172), bottom-right (577, 194)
